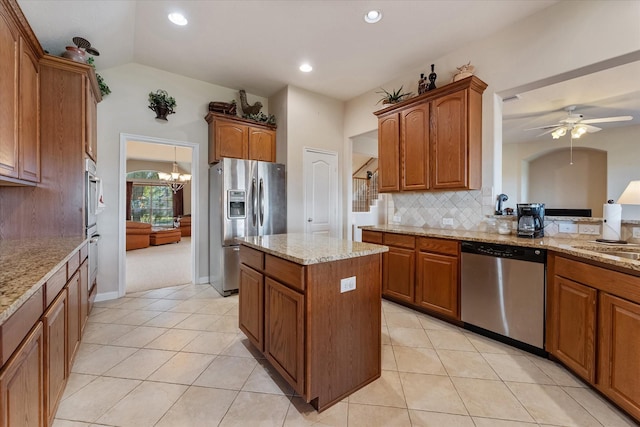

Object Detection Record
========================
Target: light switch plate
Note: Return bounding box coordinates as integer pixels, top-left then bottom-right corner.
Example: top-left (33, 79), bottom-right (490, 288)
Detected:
top-left (393, 215), bottom-right (401, 223)
top-left (633, 227), bottom-right (640, 238)
top-left (442, 218), bottom-right (454, 226)
top-left (578, 224), bottom-right (600, 235)
top-left (340, 276), bottom-right (356, 293)
top-left (559, 223), bottom-right (578, 233)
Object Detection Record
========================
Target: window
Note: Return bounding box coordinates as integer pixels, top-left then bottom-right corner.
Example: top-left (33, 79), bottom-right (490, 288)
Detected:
top-left (130, 183), bottom-right (174, 226)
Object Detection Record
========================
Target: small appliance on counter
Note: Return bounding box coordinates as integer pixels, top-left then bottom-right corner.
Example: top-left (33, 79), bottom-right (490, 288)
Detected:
top-left (517, 203), bottom-right (545, 238)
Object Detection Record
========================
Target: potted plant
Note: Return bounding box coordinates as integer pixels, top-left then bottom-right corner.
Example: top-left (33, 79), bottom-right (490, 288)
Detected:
top-left (148, 89), bottom-right (177, 120)
top-left (376, 86), bottom-right (413, 105)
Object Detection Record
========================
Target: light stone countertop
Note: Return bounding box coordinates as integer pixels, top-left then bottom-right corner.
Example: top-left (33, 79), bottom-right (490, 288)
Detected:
top-left (361, 225), bottom-right (640, 274)
top-left (238, 233), bottom-right (388, 265)
top-left (0, 236), bottom-right (87, 325)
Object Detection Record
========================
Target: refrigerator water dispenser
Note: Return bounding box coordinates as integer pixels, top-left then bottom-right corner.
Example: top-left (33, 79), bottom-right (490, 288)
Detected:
top-left (227, 190), bottom-right (246, 219)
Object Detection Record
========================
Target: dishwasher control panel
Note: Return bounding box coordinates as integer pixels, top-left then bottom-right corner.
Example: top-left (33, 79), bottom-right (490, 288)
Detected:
top-left (461, 241), bottom-right (546, 263)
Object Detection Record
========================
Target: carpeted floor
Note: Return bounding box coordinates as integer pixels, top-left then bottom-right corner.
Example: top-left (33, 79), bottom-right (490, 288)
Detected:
top-left (126, 237), bottom-right (192, 294)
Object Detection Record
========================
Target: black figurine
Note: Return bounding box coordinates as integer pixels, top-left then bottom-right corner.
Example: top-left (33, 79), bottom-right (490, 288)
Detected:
top-left (427, 64), bottom-right (437, 90)
top-left (418, 73), bottom-right (427, 94)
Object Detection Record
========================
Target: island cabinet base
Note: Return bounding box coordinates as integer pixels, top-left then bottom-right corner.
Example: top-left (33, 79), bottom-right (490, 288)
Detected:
top-left (239, 245), bottom-right (382, 412)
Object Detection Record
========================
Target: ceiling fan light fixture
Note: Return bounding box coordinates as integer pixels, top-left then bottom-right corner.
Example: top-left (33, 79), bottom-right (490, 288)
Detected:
top-left (571, 125), bottom-right (587, 139)
top-left (364, 10), bottom-right (382, 24)
top-left (552, 127), bottom-right (566, 139)
top-left (168, 12), bottom-right (188, 26)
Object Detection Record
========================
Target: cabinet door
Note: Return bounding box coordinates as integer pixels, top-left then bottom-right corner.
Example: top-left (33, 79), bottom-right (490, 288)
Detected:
top-left (43, 290), bottom-right (67, 426)
top-left (598, 293), bottom-right (640, 420)
top-left (248, 128), bottom-right (275, 162)
top-left (84, 76), bottom-right (98, 162)
top-left (401, 103), bottom-right (429, 190)
top-left (547, 276), bottom-right (596, 382)
top-left (18, 39), bottom-right (39, 182)
top-left (377, 113), bottom-right (400, 192)
top-left (79, 259), bottom-right (89, 335)
top-left (239, 264), bottom-right (264, 351)
top-left (416, 251), bottom-right (459, 319)
top-left (431, 90), bottom-right (468, 189)
top-left (0, 322), bottom-right (44, 427)
top-left (0, 10), bottom-right (19, 179)
top-left (211, 120), bottom-right (248, 162)
top-left (67, 270), bottom-right (81, 371)
top-left (264, 277), bottom-right (304, 395)
top-left (383, 246), bottom-right (415, 303)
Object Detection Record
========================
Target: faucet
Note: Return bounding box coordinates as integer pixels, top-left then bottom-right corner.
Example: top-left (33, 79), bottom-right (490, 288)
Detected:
top-left (495, 194), bottom-right (508, 215)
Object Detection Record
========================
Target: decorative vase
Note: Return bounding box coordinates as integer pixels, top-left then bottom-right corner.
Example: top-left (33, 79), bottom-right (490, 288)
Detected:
top-left (427, 64), bottom-right (437, 90)
top-left (151, 105), bottom-right (171, 121)
top-left (61, 46), bottom-right (87, 63)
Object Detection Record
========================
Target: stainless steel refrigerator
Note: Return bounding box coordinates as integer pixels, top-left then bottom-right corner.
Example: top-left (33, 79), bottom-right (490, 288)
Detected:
top-left (209, 158), bottom-right (286, 296)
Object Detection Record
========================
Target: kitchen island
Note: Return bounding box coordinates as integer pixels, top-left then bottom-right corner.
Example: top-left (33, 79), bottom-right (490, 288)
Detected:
top-left (237, 234), bottom-right (388, 412)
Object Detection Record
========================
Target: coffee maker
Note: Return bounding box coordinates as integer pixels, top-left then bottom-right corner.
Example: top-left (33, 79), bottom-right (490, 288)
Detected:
top-left (517, 203), bottom-right (545, 238)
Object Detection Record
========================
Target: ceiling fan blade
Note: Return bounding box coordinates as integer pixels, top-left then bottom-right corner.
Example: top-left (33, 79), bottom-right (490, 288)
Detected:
top-left (524, 124), bottom-right (561, 131)
top-left (582, 124), bottom-right (602, 133)
top-left (580, 115), bottom-right (633, 124)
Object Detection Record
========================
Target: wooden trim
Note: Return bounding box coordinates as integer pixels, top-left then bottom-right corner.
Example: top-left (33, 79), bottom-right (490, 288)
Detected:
top-left (39, 54), bottom-right (102, 103)
top-left (205, 112), bottom-right (277, 130)
top-left (1, 0), bottom-right (44, 57)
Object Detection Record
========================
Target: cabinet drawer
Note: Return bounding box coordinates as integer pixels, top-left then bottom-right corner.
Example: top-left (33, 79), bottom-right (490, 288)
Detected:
top-left (383, 233), bottom-right (416, 249)
top-left (67, 250), bottom-right (80, 276)
top-left (240, 245), bottom-right (264, 271)
top-left (80, 242), bottom-right (88, 262)
top-left (0, 288), bottom-right (44, 365)
top-left (418, 237), bottom-right (458, 256)
top-left (265, 255), bottom-right (305, 292)
top-left (362, 230), bottom-right (383, 244)
top-left (46, 264), bottom-right (67, 307)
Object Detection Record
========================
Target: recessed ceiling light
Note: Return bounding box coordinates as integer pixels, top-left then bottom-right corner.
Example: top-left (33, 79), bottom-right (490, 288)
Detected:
top-left (168, 12), bottom-right (188, 26)
top-left (364, 10), bottom-right (382, 24)
top-left (299, 63), bottom-right (313, 73)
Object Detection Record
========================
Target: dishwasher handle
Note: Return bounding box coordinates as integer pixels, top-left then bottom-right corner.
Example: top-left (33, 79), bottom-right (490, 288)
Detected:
top-left (461, 241), bottom-right (546, 263)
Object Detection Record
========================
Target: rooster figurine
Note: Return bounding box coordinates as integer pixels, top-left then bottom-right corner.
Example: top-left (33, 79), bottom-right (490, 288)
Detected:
top-left (238, 89), bottom-right (263, 115)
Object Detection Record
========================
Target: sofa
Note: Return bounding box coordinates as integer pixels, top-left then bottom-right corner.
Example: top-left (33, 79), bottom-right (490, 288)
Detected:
top-left (179, 215), bottom-right (191, 237)
top-left (126, 221), bottom-right (152, 250)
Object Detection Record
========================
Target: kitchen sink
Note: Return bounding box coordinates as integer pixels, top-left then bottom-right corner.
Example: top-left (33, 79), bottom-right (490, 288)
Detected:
top-left (572, 245), bottom-right (640, 260)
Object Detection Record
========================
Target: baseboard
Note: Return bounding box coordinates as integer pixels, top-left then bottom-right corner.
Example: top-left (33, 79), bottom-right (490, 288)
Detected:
top-left (198, 276), bottom-right (211, 285)
top-left (95, 291), bottom-right (120, 302)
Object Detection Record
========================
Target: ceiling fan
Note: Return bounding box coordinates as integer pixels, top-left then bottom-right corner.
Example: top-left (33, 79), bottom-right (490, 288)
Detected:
top-left (525, 105), bottom-right (633, 139)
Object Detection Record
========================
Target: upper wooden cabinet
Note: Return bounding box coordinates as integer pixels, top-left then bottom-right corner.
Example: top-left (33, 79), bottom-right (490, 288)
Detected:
top-left (84, 76), bottom-right (98, 161)
top-left (374, 76), bottom-right (487, 192)
top-left (0, 0), bottom-right (43, 185)
top-left (206, 112), bottom-right (276, 163)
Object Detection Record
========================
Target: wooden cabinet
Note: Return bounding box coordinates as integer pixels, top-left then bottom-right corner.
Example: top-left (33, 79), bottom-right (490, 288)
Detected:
top-left (547, 275), bottom-right (596, 382)
top-left (238, 263), bottom-right (264, 351)
top-left (206, 113), bottom-right (276, 163)
top-left (547, 253), bottom-right (640, 422)
top-left (79, 259), bottom-right (89, 335)
top-left (264, 277), bottom-right (304, 394)
top-left (374, 76), bottom-right (486, 192)
top-left (598, 292), bottom-right (640, 420)
top-left (238, 243), bottom-right (382, 411)
top-left (0, 0), bottom-right (42, 185)
top-left (363, 230), bottom-right (460, 321)
top-left (84, 76), bottom-right (98, 161)
top-left (416, 238), bottom-right (459, 318)
top-left (43, 290), bottom-right (67, 426)
top-left (66, 270), bottom-right (81, 372)
top-left (0, 322), bottom-right (44, 427)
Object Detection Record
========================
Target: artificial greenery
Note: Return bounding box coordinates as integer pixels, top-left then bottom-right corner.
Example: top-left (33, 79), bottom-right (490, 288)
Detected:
top-left (86, 57), bottom-right (111, 97)
top-left (376, 86), bottom-right (413, 104)
top-left (148, 89), bottom-right (177, 114)
top-left (242, 112), bottom-right (277, 126)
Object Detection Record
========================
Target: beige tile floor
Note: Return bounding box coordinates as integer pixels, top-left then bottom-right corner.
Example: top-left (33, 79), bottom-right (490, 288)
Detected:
top-left (53, 283), bottom-right (638, 427)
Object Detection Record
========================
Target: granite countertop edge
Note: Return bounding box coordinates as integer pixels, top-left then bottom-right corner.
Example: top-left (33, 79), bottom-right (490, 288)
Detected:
top-left (361, 225), bottom-right (640, 273)
top-left (238, 234), bottom-right (388, 265)
top-left (1, 236), bottom-right (88, 325)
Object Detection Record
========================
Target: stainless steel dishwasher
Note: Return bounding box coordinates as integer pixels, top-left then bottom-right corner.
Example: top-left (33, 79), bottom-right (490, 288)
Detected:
top-left (461, 241), bottom-right (546, 353)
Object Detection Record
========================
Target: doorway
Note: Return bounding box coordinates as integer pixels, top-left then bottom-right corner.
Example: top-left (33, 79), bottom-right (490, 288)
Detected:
top-left (118, 133), bottom-right (199, 297)
top-left (303, 148), bottom-right (338, 236)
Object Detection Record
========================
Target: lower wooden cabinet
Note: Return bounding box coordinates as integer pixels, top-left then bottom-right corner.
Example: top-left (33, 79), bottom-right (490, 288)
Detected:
top-left (547, 275), bottom-right (596, 382)
top-left (598, 292), bottom-right (640, 420)
top-left (43, 290), bottom-right (67, 426)
top-left (66, 270), bottom-right (81, 373)
top-left (416, 251), bottom-right (459, 318)
top-left (264, 277), bottom-right (304, 394)
top-left (0, 322), bottom-right (44, 427)
top-left (383, 247), bottom-right (415, 303)
top-left (238, 264), bottom-right (264, 351)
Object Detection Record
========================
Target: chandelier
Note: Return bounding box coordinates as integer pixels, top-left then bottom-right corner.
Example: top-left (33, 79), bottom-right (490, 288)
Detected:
top-left (158, 147), bottom-right (191, 193)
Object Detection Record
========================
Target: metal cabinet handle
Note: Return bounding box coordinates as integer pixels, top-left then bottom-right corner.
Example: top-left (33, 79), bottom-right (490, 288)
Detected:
top-left (251, 178), bottom-right (257, 227)
top-left (307, 218), bottom-right (313, 222)
top-left (259, 178), bottom-right (264, 226)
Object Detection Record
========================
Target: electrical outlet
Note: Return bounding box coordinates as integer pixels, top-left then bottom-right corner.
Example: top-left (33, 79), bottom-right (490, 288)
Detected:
top-left (340, 276), bottom-right (356, 293)
top-left (578, 224), bottom-right (600, 235)
top-left (559, 223), bottom-right (578, 233)
top-left (442, 218), bottom-right (454, 226)
top-left (393, 215), bottom-right (401, 223)
top-left (633, 227), bottom-right (640, 239)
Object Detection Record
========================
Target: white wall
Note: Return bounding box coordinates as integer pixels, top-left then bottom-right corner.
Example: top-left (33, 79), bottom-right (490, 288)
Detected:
top-left (273, 86), bottom-right (345, 234)
top-left (343, 1), bottom-right (640, 219)
top-left (96, 63), bottom-right (268, 298)
top-left (503, 124), bottom-right (640, 219)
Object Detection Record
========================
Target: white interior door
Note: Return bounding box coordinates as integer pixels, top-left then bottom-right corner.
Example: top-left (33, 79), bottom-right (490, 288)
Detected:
top-left (304, 148), bottom-right (338, 236)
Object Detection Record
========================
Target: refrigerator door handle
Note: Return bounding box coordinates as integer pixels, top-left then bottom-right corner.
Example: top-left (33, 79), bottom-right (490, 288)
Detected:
top-left (251, 178), bottom-right (257, 227)
top-left (259, 178), bottom-right (265, 226)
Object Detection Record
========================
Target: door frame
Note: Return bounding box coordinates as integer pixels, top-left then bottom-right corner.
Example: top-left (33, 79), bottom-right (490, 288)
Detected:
top-left (118, 133), bottom-right (199, 297)
top-left (303, 147), bottom-right (340, 237)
